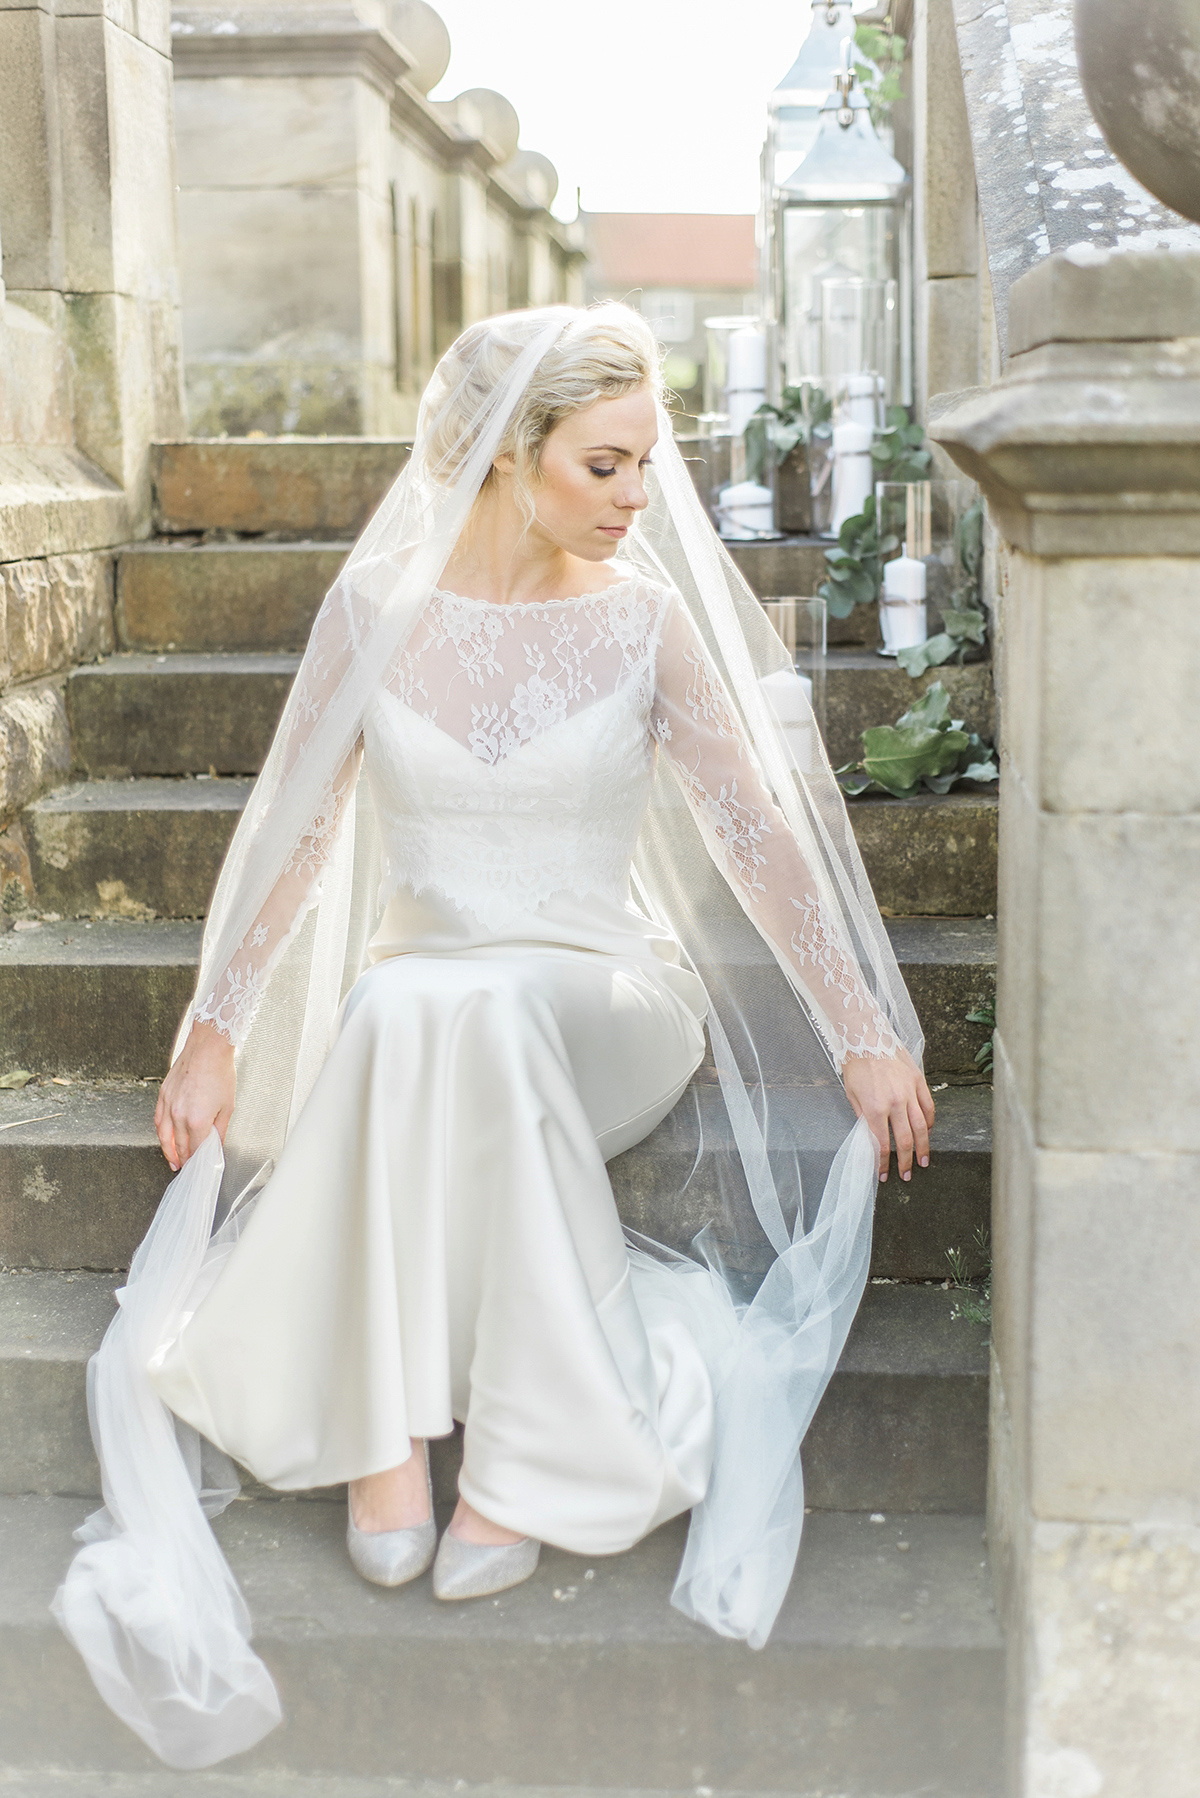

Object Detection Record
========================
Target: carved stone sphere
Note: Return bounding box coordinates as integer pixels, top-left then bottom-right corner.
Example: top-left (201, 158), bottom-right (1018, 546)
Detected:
top-left (1075, 0), bottom-right (1200, 224)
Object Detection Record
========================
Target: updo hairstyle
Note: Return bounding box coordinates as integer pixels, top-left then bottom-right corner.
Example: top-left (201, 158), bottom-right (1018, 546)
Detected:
top-left (421, 303), bottom-right (663, 516)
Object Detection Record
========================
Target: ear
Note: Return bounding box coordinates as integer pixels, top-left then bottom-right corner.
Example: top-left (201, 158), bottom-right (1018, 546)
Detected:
top-left (492, 452), bottom-right (516, 476)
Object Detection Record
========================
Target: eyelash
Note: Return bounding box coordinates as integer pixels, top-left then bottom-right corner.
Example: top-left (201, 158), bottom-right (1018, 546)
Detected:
top-left (589, 461), bottom-right (653, 478)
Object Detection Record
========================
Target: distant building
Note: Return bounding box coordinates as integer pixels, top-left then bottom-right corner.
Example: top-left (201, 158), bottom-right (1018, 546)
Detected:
top-left (581, 213), bottom-right (758, 418)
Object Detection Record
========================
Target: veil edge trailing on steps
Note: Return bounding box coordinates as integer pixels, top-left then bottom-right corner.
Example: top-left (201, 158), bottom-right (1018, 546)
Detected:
top-left (52, 304), bottom-right (923, 1768)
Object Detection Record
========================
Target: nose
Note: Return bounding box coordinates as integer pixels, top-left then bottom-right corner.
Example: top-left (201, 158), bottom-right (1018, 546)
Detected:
top-left (617, 470), bottom-right (649, 512)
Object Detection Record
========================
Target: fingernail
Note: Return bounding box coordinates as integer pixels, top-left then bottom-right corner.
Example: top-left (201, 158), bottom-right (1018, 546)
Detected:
top-left (879, 1171), bottom-right (888, 1183)
top-left (902, 1170), bottom-right (911, 1182)
top-left (920, 1157), bottom-right (929, 1167)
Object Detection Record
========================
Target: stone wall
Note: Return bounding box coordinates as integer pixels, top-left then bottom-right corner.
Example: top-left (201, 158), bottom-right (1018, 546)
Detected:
top-left (0, 0), bottom-right (185, 897)
top-left (172, 2), bottom-right (586, 437)
top-left (934, 220), bottom-right (1200, 1798)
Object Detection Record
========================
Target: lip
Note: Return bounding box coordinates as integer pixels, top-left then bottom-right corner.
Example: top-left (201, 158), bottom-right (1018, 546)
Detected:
top-left (598, 525), bottom-right (627, 538)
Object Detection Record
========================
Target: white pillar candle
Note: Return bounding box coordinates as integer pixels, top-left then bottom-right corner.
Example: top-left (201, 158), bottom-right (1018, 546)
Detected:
top-left (717, 480), bottom-right (774, 539)
top-left (759, 667), bottom-right (817, 772)
top-left (830, 420), bottom-right (874, 534)
top-left (839, 371), bottom-right (882, 428)
top-left (726, 326), bottom-right (767, 437)
top-left (879, 543), bottom-right (928, 654)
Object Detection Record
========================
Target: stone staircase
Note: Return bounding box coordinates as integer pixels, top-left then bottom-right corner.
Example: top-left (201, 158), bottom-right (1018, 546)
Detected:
top-left (0, 441), bottom-right (1002, 1794)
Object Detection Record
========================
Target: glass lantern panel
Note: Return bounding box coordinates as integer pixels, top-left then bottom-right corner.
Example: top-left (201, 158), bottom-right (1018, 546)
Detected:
top-left (780, 204), bottom-right (900, 393)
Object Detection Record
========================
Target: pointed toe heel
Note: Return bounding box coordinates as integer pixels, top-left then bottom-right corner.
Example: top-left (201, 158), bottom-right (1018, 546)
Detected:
top-left (346, 1448), bottom-right (437, 1589)
top-left (432, 1530), bottom-right (540, 1601)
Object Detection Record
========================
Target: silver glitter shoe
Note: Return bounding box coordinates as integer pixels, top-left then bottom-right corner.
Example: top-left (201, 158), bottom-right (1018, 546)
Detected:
top-left (346, 1447), bottom-right (436, 1588)
top-left (431, 1528), bottom-right (540, 1601)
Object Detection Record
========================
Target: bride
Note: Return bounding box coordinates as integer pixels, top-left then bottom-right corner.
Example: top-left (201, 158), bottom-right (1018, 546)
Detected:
top-left (54, 303), bottom-right (933, 1769)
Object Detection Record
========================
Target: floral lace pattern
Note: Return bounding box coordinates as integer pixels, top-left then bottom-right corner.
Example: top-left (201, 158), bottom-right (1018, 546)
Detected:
top-left (193, 573), bottom-right (900, 1066)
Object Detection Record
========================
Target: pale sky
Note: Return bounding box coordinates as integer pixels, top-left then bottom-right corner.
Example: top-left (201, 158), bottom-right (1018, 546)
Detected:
top-left (428, 0), bottom-right (872, 221)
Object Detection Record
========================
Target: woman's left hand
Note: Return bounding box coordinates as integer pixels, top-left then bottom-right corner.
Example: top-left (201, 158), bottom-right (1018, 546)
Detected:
top-left (841, 1051), bottom-right (936, 1184)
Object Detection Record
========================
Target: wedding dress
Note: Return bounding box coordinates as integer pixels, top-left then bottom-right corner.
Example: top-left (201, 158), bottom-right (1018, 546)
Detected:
top-left (147, 577), bottom-right (899, 1546)
top-left (52, 306), bottom-right (924, 1769)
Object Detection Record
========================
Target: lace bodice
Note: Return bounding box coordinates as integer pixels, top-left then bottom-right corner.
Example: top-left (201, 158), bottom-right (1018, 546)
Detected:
top-left (193, 574), bottom-right (900, 1069)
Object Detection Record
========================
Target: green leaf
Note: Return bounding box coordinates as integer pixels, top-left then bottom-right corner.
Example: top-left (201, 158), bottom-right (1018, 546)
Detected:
top-left (960, 758), bottom-right (999, 783)
top-left (896, 681), bottom-right (953, 731)
top-left (819, 580), bottom-right (860, 621)
top-left (941, 607), bottom-right (987, 645)
top-left (895, 634), bottom-right (956, 677)
top-left (857, 719), bottom-right (969, 793)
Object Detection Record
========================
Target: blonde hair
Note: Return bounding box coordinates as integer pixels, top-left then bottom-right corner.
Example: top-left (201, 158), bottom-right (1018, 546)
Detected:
top-left (423, 303), bottom-right (663, 512)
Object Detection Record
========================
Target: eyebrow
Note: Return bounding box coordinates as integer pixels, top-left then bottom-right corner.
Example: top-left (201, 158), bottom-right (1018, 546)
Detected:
top-left (583, 444), bottom-right (654, 456)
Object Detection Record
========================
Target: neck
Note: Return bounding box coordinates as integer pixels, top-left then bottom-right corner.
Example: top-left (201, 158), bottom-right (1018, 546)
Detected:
top-left (442, 485), bottom-right (599, 605)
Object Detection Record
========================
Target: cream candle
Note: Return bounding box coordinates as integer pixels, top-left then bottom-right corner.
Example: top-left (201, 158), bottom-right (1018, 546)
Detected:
top-left (880, 542), bottom-right (928, 654)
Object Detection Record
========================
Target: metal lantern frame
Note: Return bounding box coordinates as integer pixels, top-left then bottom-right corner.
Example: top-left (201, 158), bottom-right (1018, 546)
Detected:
top-left (765, 71), bottom-right (912, 413)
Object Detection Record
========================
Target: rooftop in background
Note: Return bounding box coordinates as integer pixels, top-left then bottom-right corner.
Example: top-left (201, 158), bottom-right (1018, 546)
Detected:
top-left (583, 214), bottom-right (756, 293)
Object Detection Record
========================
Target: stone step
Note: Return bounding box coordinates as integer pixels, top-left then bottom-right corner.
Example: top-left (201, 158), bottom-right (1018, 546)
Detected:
top-left (825, 649), bottom-right (995, 769)
top-left (23, 777), bottom-right (253, 920)
top-left (0, 917), bottom-right (995, 1081)
top-left (116, 536), bottom-right (881, 658)
top-left (115, 543), bottom-right (349, 654)
top-left (0, 1077), bottom-right (991, 1284)
top-left (26, 767), bottom-right (997, 921)
top-left (68, 653), bottom-right (301, 777)
top-left (0, 1271), bottom-right (988, 1513)
top-left (0, 1494), bottom-right (1001, 1791)
top-left (152, 437), bottom-right (412, 537)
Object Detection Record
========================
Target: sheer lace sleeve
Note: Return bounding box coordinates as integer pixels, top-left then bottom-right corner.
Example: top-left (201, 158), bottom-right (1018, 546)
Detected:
top-left (651, 595), bottom-right (901, 1071)
top-left (192, 741), bottom-right (363, 1048)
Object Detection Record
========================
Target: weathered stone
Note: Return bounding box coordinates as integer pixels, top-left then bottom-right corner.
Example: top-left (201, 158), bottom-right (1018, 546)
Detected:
top-left (0, 818), bottom-right (33, 908)
top-left (116, 543), bottom-right (345, 651)
top-left (0, 1084), bottom-right (164, 1272)
top-left (922, 276), bottom-right (983, 406)
top-left (0, 1269), bottom-right (988, 1514)
top-left (931, 332), bottom-right (1200, 556)
top-left (0, 917), bottom-right (200, 1079)
top-left (153, 437), bottom-right (411, 536)
top-left (0, 297), bottom-right (74, 448)
top-left (0, 7), bottom-right (64, 294)
top-left (1009, 243), bottom-right (1200, 355)
top-left (0, 681), bottom-right (70, 821)
top-left (1016, 1517), bottom-right (1200, 1798)
top-left (0, 445), bottom-right (130, 566)
top-left (0, 1495), bottom-right (1002, 1786)
top-left (24, 776), bottom-right (250, 917)
top-left (850, 793), bottom-right (998, 919)
top-left (0, 554), bottom-right (114, 688)
top-left (67, 652), bottom-right (300, 775)
top-left (914, 0), bottom-right (980, 282)
top-left (949, 0), bottom-right (1200, 355)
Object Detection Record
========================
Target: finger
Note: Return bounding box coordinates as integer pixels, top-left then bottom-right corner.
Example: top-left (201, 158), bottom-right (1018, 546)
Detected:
top-left (891, 1106), bottom-right (915, 1181)
top-left (869, 1110), bottom-right (891, 1181)
top-left (910, 1097), bottom-right (931, 1169)
top-left (158, 1115), bottom-right (179, 1172)
top-left (918, 1074), bottom-right (937, 1129)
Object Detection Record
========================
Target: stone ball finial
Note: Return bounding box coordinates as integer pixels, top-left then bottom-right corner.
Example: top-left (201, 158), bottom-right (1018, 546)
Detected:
top-left (385, 0), bottom-right (451, 94)
top-left (502, 149), bottom-right (559, 210)
top-left (1074, 0), bottom-right (1200, 225)
top-left (453, 87), bottom-right (520, 160)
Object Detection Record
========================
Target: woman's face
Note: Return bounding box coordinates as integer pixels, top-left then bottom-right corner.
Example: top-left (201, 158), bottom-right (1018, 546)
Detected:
top-left (512, 385), bottom-right (659, 563)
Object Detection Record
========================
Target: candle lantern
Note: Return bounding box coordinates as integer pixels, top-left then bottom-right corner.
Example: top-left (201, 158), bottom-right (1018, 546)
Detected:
top-left (759, 596), bottom-right (828, 773)
top-left (874, 480), bottom-right (974, 656)
top-left (766, 64), bottom-right (911, 416)
top-left (761, 2), bottom-right (860, 233)
top-left (699, 315), bottom-right (776, 540)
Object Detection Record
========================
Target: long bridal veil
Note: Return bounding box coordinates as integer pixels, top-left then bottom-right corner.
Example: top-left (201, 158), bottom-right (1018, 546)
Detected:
top-left (53, 304), bottom-right (922, 1766)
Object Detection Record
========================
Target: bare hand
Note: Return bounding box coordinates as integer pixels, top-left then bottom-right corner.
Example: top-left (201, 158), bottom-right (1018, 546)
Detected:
top-left (155, 1020), bottom-right (236, 1172)
top-left (841, 1050), bottom-right (935, 1184)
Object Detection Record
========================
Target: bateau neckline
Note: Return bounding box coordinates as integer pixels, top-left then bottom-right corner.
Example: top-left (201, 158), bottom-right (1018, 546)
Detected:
top-left (429, 573), bottom-right (643, 612)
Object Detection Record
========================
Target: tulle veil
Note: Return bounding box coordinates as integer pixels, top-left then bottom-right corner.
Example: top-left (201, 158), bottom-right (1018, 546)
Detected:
top-left (52, 304), bottom-right (923, 1767)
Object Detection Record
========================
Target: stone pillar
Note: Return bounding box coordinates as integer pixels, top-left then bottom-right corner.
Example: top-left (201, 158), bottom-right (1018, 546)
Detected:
top-left (0, 0), bottom-right (185, 508)
top-left (932, 245), bottom-right (1200, 1797)
top-left (910, 0), bottom-right (984, 426)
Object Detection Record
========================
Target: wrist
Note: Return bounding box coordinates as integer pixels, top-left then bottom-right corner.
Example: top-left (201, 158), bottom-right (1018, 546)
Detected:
top-left (190, 1017), bottom-right (235, 1058)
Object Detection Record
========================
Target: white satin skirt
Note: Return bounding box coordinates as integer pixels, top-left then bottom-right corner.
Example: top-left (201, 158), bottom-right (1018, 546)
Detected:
top-left (149, 943), bottom-right (721, 1554)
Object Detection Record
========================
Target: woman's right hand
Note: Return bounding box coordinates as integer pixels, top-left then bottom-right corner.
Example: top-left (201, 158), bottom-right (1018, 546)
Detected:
top-left (155, 1020), bottom-right (237, 1172)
